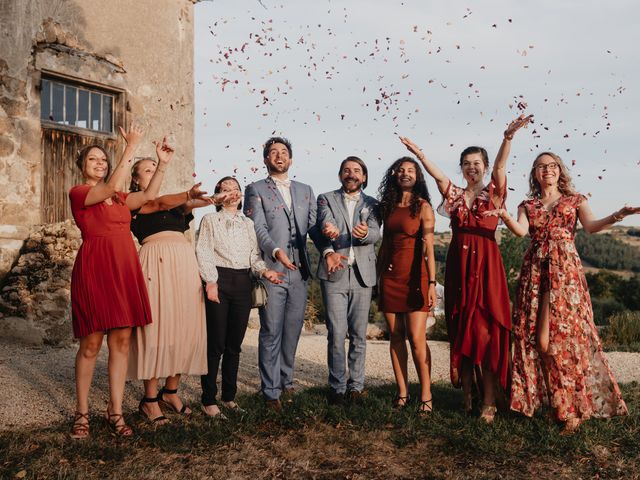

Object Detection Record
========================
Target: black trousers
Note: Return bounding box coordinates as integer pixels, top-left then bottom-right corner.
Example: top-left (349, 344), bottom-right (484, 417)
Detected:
top-left (201, 267), bottom-right (253, 405)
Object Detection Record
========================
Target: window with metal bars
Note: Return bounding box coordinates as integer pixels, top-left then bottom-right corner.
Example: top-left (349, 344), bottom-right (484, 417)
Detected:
top-left (40, 77), bottom-right (114, 133)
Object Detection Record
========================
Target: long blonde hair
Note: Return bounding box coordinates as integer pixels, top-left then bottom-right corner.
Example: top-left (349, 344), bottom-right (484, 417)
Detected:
top-left (527, 152), bottom-right (577, 198)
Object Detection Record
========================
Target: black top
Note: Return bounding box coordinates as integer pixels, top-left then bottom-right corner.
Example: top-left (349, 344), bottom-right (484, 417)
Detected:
top-left (130, 207), bottom-right (194, 243)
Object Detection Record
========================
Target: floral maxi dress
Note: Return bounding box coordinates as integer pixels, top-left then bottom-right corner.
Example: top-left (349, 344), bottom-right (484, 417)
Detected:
top-left (510, 194), bottom-right (628, 420)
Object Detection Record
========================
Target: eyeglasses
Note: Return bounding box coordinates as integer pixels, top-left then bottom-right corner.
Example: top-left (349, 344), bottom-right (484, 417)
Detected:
top-left (535, 163), bottom-right (559, 171)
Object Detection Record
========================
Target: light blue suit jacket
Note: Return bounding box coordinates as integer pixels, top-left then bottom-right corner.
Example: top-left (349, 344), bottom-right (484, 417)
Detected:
top-left (244, 177), bottom-right (323, 281)
top-left (316, 189), bottom-right (380, 287)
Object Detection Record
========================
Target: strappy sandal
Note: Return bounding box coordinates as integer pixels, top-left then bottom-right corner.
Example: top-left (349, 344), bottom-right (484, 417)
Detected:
top-left (104, 407), bottom-right (133, 437)
top-left (138, 396), bottom-right (169, 425)
top-left (418, 398), bottom-right (433, 416)
top-left (393, 394), bottom-right (410, 410)
top-left (70, 411), bottom-right (90, 439)
top-left (158, 387), bottom-right (191, 416)
top-left (480, 405), bottom-right (497, 424)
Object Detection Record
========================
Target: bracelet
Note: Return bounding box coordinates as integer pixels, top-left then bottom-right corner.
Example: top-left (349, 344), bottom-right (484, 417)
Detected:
top-left (612, 212), bottom-right (624, 222)
top-left (186, 190), bottom-right (191, 202)
top-left (503, 132), bottom-right (514, 141)
top-left (428, 280), bottom-right (437, 285)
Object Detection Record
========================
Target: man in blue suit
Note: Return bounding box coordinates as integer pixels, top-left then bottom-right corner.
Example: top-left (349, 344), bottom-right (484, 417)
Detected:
top-left (317, 156), bottom-right (380, 404)
top-left (244, 137), bottom-right (322, 410)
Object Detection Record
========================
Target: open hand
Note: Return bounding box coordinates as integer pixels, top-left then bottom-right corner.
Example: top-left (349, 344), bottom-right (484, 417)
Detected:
top-left (616, 206), bottom-right (640, 219)
top-left (263, 269), bottom-right (285, 284)
top-left (326, 252), bottom-right (347, 274)
top-left (187, 182), bottom-right (211, 202)
top-left (482, 208), bottom-right (508, 220)
top-left (154, 136), bottom-right (175, 164)
top-left (118, 122), bottom-right (144, 146)
top-left (504, 114), bottom-right (534, 140)
top-left (399, 136), bottom-right (423, 158)
top-left (275, 250), bottom-right (297, 271)
top-left (212, 190), bottom-right (242, 206)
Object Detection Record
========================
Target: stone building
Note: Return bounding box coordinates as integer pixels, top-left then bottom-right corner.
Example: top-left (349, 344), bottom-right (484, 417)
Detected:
top-left (0, 0), bottom-right (201, 343)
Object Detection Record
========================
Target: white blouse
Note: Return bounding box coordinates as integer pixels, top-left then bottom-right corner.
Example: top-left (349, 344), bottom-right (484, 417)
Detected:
top-left (196, 210), bottom-right (267, 283)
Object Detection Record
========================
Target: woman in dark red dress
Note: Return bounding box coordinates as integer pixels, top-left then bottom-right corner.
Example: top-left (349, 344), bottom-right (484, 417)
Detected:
top-left (400, 114), bottom-right (531, 422)
top-left (377, 157), bottom-right (437, 414)
top-left (69, 124), bottom-right (172, 438)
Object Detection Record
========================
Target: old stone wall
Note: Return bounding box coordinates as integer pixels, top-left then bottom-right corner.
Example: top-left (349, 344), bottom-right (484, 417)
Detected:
top-left (0, 221), bottom-right (80, 345)
top-left (0, 0), bottom-right (199, 343)
top-left (0, 0), bottom-right (197, 282)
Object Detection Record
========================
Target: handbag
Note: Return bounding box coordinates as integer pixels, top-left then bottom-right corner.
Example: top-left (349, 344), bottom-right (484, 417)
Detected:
top-left (251, 276), bottom-right (268, 308)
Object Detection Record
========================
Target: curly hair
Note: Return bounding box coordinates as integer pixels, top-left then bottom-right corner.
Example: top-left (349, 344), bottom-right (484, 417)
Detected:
top-left (527, 151), bottom-right (577, 198)
top-left (377, 157), bottom-right (431, 222)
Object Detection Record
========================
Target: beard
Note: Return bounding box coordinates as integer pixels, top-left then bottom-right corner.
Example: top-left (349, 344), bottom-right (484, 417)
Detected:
top-left (341, 178), bottom-right (362, 193)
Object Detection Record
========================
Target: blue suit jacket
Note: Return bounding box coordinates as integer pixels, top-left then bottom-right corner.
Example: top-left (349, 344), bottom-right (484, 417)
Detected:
top-left (244, 177), bottom-right (323, 281)
top-left (315, 189), bottom-right (380, 287)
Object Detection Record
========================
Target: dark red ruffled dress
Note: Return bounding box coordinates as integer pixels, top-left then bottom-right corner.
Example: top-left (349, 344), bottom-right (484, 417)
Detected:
top-left (439, 177), bottom-right (511, 388)
top-left (69, 185), bottom-right (152, 338)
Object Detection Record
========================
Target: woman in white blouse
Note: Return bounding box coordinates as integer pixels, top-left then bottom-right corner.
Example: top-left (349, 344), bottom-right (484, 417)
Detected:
top-left (196, 176), bottom-right (283, 417)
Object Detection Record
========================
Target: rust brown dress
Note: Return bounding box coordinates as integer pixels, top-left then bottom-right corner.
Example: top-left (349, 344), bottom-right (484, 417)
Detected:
top-left (378, 203), bottom-right (430, 313)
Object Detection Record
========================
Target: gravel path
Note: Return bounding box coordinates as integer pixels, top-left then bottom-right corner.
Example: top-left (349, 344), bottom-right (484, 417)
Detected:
top-left (1, 327), bottom-right (639, 431)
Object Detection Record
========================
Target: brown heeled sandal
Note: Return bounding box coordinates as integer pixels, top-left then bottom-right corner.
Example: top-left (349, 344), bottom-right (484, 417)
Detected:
top-left (104, 407), bottom-right (133, 437)
top-left (418, 398), bottom-right (433, 416)
top-left (480, 405), bottom-right (497, 424)
top-left (393, 394), bottom-right (410, 410)
top-left (70, 411), bottom-right (90, 439)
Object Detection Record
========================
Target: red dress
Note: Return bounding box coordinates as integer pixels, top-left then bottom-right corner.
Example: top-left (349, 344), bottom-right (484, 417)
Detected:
top-left (378, 202), bottom-right (431, 313)
top-left (510, 195), bottom-right (627, 420)
top-left (69, 185), bottom-right (152, 338)
top-left (439, 177), bottom-right (511, 388)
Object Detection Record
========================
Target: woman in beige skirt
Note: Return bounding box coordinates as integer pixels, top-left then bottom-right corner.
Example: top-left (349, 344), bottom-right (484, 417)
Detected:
top-left (128, 155), bottom-right (236, 424)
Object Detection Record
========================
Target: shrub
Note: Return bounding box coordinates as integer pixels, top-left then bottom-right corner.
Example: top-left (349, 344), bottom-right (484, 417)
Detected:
top-left (591, 297), bottom-right (626, 325)
top-left (429, 313), bottom-right (449, 342)
top-left (602, 311), bottom-right (640, 352)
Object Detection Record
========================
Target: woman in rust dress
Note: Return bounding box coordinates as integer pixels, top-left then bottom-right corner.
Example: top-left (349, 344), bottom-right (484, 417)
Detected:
top-left (400, 114), bottom-right (531, 422)
top-left (377, 157), bottom-right (437, 414)
top-left (486, 152), bottom-right (635, 433)
top-left (69, 124), bottom-right (171, 438)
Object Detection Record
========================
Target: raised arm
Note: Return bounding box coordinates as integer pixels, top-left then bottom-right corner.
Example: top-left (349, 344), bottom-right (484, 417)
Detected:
top-left (83, 123), bottom-right (144, 206)
top-left (399, 136), bottom-right (449, 194)
top-left (577, 199), bottom-right (640, 234)
top-left (126, 137), bottom-right (173, 211)
top-left (137, 183), bottom-right (211, 214)
top-left (492, 114), bottom-right (534, 192)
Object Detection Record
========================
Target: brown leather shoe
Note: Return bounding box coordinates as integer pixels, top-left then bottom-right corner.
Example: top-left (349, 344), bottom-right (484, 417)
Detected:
top-left (265, 399), bottom-right (282, 412)
top-left (347, 389), bottom-right (368, 404)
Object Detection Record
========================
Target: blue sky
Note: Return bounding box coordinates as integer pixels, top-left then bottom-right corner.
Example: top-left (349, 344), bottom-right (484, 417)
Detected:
top-left (193, 0), bottom-right (639, 231)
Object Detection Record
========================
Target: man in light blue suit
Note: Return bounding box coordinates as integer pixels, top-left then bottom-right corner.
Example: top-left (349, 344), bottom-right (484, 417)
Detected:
top-left (317, 156), bottom-right (380, 404)
top-left (244, 137), bottom-right (323, 410)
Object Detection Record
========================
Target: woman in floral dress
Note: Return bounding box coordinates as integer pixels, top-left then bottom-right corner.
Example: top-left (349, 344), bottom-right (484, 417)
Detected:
top-left (486, 151), bottom-right (637, 433)
top-left (399, 114), bottom-right (532, 422)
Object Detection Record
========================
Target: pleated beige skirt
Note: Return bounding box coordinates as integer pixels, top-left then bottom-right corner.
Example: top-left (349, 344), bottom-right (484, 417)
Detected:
top-left (128, 231), bottom-right (207, 380)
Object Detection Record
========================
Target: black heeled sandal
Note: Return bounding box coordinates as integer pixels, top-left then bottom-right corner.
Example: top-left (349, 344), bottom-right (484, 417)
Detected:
top-left (158, 387), bottom-right (191, 416)
top-left (138, 396), bottom-right (169, 424)
top-left (418, 398), bottom-right (433, 416)
top-left (393, 394), bottom-right (411, 410)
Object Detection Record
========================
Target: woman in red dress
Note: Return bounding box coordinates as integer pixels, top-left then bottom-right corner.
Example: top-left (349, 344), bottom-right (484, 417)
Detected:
top-left (69, 124), bottom-right (172, 438)
top-left (377, 157), bottom-right (437, 414)
top-left (400, 114), bottom-right (532, 422)
top-left (486, 152), bottom-right (636, 433)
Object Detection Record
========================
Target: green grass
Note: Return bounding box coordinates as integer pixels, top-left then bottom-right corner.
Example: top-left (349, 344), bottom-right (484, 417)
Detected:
top-left (2, 382), bottom-right (639, 479)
